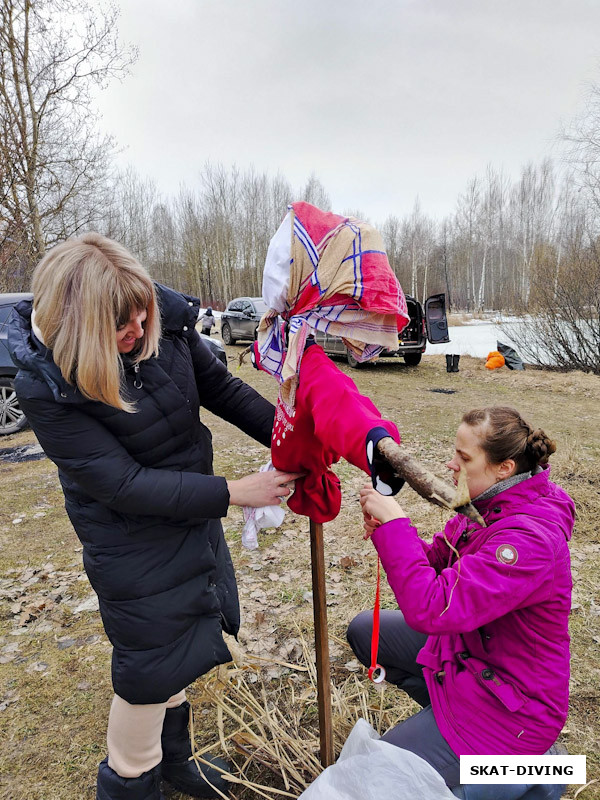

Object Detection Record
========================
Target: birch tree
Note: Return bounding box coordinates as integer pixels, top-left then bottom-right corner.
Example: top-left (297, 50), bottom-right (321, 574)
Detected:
top-left (0, 0), bottom-right (136, 286)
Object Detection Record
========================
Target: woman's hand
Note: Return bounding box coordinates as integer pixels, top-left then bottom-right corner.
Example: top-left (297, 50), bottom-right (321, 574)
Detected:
top-left (359, 483), bottom-right (406, 532)
top-left (227, 470), bottom-right (304, 508)
top-left (362, 511), bottom-right (380, 540)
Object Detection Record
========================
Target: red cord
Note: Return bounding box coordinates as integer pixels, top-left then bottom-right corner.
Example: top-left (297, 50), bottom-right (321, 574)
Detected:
top-left (368, 556), bottom-right (386, 683)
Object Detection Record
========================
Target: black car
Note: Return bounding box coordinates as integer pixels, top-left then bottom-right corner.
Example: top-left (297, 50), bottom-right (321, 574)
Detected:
top-left (198, 331), bottom-right (227, 367)
top-left (314, 293), bottom-right (449, 368)
top-left (220, 297), bottom-right (269, 344)
top-left (0, 293), bottom-right (32, 434)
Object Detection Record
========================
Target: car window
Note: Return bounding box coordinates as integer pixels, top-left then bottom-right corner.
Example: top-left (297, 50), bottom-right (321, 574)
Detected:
top-left (252, 300), bottom-right (268, 314)
top-left (241, 302), bottom-right (253, 314)
top-left (0, 305), bottom-right (12, 328)
top-left (228, 301), bottom-right (243, 312)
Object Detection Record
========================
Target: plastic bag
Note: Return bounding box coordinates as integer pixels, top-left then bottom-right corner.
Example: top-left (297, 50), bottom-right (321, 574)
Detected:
top-left (298, 718), bottom-right (455, 800)
top-left (485, 351), bottom-right (505, 370)
top-left (241, 461), bottom-right (285, 549)
top-left (497, 341), bottom-right (525, 370)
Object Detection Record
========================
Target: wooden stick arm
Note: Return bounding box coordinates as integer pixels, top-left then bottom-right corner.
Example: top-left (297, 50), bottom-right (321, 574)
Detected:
top-left (377, 438), bottom-right (485, 527)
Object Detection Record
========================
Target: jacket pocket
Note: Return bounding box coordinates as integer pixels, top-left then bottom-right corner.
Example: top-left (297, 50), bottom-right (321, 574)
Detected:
top-left (477, 669), bottom-right (527, 712)
top-left (457, 653), bottom-right (527, 712)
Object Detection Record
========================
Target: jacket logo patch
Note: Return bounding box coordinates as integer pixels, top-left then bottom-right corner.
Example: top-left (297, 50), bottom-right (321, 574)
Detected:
top-left (496, 544), bottom-right (518, 565)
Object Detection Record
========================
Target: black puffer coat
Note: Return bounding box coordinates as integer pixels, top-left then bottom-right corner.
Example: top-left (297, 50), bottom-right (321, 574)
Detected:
top-left (8, 285), bottom-right (274, 704)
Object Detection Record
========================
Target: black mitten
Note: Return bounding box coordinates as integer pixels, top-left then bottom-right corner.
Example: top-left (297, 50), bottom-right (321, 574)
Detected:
top-left (365, 427), bottom-right (404, 496)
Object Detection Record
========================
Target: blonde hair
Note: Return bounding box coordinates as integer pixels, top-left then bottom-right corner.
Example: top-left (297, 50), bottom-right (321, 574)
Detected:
top-left (32, 232), bottom-right (161, 412)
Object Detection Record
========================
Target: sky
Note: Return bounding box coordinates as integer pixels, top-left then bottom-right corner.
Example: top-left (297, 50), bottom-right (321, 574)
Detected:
top-left (95, 0), bottom-right (600, 225)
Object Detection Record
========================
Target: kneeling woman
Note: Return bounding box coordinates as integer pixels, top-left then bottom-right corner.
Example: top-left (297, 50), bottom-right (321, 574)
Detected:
top-left (349, 407), bottom-right (574, 800)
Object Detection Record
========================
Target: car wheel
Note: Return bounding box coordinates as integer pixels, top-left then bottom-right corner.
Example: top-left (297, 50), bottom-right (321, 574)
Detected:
top-left (403, 353), bottom-right (422, 367)
top-left (221, 323), bottom-right (236, 345)
top-left (0, 378), bottom-right (28, 435)
top-left (346, 350), bottom-right (362, 369)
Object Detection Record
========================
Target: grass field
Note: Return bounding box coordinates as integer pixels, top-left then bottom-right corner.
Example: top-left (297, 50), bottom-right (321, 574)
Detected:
top-left (1, 350), bottom-right (598, 799)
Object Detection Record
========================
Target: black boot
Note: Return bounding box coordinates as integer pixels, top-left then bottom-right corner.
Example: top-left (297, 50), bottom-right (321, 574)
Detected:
top-left (446, 354), bottom-right (453, 373)
top-left (161, 701), bottom-right (231, 798)
top-left (452, 354), bottom-right (460, 372)
top-left (96, 758), bottom-right (164, 800)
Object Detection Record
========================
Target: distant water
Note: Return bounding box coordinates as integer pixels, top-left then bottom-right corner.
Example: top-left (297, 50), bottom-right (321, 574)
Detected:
top-left (426, 319), bottom-right (541, 361)
top-left (427, 323), bottom-right (510, 358)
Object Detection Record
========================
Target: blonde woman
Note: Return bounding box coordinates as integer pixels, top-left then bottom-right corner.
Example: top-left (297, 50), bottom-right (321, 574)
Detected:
top-left (8, 233), bottom-right (299, 800)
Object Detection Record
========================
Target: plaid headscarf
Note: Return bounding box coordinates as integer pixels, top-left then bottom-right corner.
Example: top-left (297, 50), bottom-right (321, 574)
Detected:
top-left (257, 202), bottom-right (409, 405)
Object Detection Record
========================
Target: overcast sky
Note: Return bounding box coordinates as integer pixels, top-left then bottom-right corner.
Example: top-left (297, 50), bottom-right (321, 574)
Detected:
top-left (95, 0), bottom-right (600, 225)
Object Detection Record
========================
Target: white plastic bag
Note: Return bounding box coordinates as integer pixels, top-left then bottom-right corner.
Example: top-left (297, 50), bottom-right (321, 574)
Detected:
top-left (241, 461), bottom-right (286, 549)
top-left (298, 718), bottom-right (455, 800)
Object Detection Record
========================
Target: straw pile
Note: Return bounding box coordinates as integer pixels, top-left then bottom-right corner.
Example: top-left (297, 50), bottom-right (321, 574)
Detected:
top-left (186, 634), bottom-right (414, 799)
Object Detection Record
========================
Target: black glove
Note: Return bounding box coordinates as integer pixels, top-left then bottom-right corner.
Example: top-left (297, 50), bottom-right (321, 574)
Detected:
top-left (365, 427), bottom-right (404, 496)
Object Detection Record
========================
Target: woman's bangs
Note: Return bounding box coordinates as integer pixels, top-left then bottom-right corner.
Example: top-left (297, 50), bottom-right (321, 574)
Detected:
top-left (114, 276), bottom-right (154, 327)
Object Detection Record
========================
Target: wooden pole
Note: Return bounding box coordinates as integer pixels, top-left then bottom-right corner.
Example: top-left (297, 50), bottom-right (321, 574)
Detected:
top-left (309, 518), bottom-right (335, 767)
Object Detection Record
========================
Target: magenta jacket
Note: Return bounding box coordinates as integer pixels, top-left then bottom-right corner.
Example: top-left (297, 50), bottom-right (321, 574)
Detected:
top-left (371, 467), bottom-right (574, 756)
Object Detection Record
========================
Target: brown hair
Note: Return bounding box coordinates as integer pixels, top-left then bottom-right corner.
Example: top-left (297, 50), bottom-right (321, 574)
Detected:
top-left (461, 406), bottom-right (556, 474)
top-left (32, 232), bottom-right (161, 412)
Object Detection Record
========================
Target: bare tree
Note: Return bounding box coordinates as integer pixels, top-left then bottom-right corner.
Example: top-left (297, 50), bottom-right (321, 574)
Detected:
top-left (103, 168), bottom-right (159, 266)
top-left (0, 0), bottom-right (136, 287)
top-left (380, 214), bottom-right (403, 279)
top-left (509, 160), bottom-right (555, 307)
top-left (150, 202), bottom-right (181, 290)
top-left (301, 173), bottom-right (331, 211)
top-left (562, 83), bottom-right (600, 217)
top-left (504, 82), bottom-right (600, 373)
top-left (502, 231), bottom-right (600, 374)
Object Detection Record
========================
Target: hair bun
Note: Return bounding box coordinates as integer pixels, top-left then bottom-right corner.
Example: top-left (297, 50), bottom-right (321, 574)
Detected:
top-left (526, 429), bottom-right (556, 466)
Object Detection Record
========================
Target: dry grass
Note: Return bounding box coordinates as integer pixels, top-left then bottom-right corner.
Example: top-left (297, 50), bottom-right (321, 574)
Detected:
top-left (181, 638), bottom-right (417, 800)
top-left (0, 351), bottom-right (599, 799)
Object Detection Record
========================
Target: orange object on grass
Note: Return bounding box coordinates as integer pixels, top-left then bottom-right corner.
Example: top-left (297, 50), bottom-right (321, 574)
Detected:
top-left (485, 351), bottom-right (505, 370)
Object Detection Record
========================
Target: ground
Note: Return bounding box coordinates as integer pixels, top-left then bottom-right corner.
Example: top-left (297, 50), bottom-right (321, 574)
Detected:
top-left (0, 350), bottom-right (599, 799)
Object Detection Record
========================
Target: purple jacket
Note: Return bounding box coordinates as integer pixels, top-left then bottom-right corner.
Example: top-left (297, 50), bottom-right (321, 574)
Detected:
top-left (371, 467), bottom-right (574, 756)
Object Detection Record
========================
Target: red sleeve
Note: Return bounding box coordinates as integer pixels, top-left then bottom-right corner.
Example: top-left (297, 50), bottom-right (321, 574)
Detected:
top-left (302, 347), bottom-right (399, 473)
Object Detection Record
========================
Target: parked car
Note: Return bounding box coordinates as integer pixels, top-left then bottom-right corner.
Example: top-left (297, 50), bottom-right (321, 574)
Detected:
top-left (220, 297), bottom-right (269, 344)
top-left (314, 293), bottom-right (449, 368)
top-left (0, 293), bottom-right (33, 435)
top-left (198, 331), bottom-right (227, 367)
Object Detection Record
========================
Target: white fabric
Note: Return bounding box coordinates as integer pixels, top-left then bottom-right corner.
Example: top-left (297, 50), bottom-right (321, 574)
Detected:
top-left (30, 308), bottom-right (45, 345)
top-left (298, 718), bottom-right (455, 800)
top-left (241, 461), bottom-right (286, 549)
top-left (261, 212), bottom-right (292, 313)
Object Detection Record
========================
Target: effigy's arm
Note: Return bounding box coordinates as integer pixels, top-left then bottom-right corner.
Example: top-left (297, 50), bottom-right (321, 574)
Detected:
top-left (377, 438), bottom-right (485, 527)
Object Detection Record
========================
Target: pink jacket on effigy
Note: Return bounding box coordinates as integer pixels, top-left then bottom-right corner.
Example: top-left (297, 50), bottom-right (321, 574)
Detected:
top-left (270, 343), bottom-right (400, 522)
top-left (371, 467), bottom-right (575, 757)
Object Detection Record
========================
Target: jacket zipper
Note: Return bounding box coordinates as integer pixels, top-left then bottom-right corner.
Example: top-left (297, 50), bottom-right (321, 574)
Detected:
top-left (132, 363), bottom-right (143, 389)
